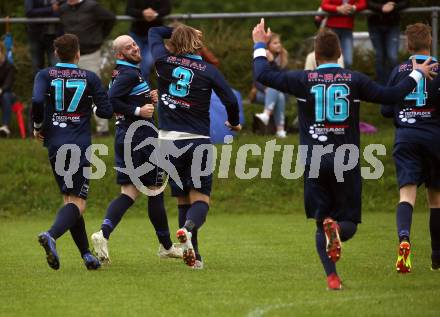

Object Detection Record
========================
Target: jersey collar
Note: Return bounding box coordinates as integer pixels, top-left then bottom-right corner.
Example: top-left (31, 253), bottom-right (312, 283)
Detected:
top-left (55, 62), bottom-right (78, 69)
top-left (317, 63), bottom-right (341, 69)
top-left (409, 55), bottom-right (438, 62)
top-left (183, 54), bottom-right (203, 60)
top-left (116, 60), bottom-right (140, 68)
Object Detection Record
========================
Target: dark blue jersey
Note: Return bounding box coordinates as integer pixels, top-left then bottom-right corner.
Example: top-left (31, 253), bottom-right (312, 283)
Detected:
top-left (253, 43), bottom-right (420, 149)
top-left (32, 63), bottom-right (112, 148)
top-left (381, 55), bottom-right (440, 145)
top-left (109, 60), bottom-right (156, 139)
top-left (149, 26), bottom-right (240, 137)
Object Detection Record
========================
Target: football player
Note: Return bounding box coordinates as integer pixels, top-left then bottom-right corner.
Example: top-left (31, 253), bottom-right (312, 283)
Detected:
top-left (148, 24), bottom-right (241, 269)
top-left (33, 34), bottom-right (113, 270)
top-left (252, 19), bottom-right (436, 289)
top-left (91, 35), bottom-right (182, 263)
top-left (381, 23), bottom-right (440, 273)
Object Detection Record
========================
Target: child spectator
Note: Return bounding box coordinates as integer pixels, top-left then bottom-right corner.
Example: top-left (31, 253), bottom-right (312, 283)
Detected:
top-left (0, 41), bottom-right (15, 137)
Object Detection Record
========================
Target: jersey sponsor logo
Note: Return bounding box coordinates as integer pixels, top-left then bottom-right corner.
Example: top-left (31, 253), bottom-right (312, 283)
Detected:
top-left (51, 113), bottom-right (82, 128)
top-left (308, 123), bottom-right (349, 142)
top-left (160, 93), bottom-right (192, 109)
top-left (398, 107), bottom-right (435, 124)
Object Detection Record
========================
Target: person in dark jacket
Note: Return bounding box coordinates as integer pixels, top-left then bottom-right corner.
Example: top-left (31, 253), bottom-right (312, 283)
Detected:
top-left (59, 0), bottom-right (116, 135)
top-left (126, 0), bottom-right (171, 78)
top-left (0, 42), bottom-right (16, 137)
top-left (368, 0), bottom-right (409, 84)
top-left (25, 0), bottom-right (63, 75)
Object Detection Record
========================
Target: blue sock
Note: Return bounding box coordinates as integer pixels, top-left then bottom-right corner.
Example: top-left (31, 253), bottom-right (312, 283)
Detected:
top-left (430, 208), bottom-right (440, 259)
top-left (70, 216), bottom-right (90, 256)
top-left (339, 221), bottom-right (357, 242)
top-left (148, 193), bottom-right (172, 250)
top-left (48, 203), bottom-right (80, 239)
top-left (101, 194), bottom-right (134, 240)
top-left (397, 202), bottom-right (413, 242)
top-left (184, 201), bottom-right (209, 231)
top-left (178, 204), bottom-right (191, 228)
top-left (316, 224), bottom-right (336, 276)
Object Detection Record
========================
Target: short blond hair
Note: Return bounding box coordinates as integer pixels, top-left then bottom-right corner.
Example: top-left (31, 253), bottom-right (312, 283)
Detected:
top-left (168, 24), bottom-right (203, 56)
top-left (406, 23), bottom-right (432, 52)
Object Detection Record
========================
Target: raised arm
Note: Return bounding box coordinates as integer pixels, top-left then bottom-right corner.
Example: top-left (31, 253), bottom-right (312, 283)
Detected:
top-left (359, 71), bottom-right (419, 105)
top-left (252, 19), bottom-right (305, 97)
top-left (210, 68), bottom-right (240, 129)
top-left (380, 67), bottom-right (399, 118)
top-left (148, 26), bottom-right (173, 63)
top-left (88, 73), bottom-right (113, 119)
top-left (253, 43), bottom-right (305, 96)
top-left (359, 58), bottom-right (437, 104)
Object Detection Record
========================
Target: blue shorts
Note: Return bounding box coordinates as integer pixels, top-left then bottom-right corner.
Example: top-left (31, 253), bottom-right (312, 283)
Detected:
top-left (393, 142), bottom-right (440, 189)
top-left (114, 127), bottom-right (166, 187)
top-left (48, 145), bottom-right (90, 200)
top-left (304, 164), bottom-right (362, 224)
top-left (166, 138), bottom-right (213, 197)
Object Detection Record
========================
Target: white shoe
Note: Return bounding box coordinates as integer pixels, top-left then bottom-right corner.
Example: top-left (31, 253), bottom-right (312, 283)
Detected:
top-left (191, 260), bottom-right (204, 270)
top-left (0, 125), bottom-right (10, 137)
top-left (176, 228), bottom-right (196, 267)
top-left (158, 243), bottom-right (183, 259)
top-left (91, 230), bottom-right (110, 264)
top-left (276, 130), bottom-right (287, 138)
top-left (255, 113), bottom-right (270, 126)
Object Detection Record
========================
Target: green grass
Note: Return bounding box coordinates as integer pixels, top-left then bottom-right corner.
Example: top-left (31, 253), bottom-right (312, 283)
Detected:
top-left (0, 213), bottom-right (439, 317)
top-left (1, 104), bottom-right (439, 315)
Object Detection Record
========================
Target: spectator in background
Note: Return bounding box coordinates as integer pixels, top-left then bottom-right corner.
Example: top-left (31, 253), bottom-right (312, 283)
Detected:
top-left (254, 33), bottom-right (289, 138)
top-left (59, 0), bottom-right (115, 136)
top-left (0, 42), bottom-right (16, 137)
top-left (126, 0), bottom-right (171, 78)
top-left (368, 1), bottom-right (409, 84)
top-left (321, 0), bottom-right (367, 69)
top-left (25, 0), bottom-right (63, 75)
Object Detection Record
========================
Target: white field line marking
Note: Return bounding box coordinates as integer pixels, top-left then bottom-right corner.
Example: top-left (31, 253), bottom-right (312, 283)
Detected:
top-left (247, 294), bottom-right (401, 317)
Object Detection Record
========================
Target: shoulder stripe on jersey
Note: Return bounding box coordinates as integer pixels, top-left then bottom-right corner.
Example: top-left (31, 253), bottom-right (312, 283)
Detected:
top-left (297, 98), bottom-right (306, 102)
top-left (55, 62), bottom-right (78, 69)
top-left (183, 54), bottom-right (203, 60)
top-left (116, 60), bottom-right (140, 68)
top-left (317, 63), bottom-right (341, 69)
top-left (130, 82), bottom-right (149, 95)
top-left (409, 55), bottom-right (438, 62)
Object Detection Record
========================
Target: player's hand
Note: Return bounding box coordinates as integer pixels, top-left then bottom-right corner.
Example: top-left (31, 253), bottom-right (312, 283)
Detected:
top-left (143, 8), bottom-right (158, 22)
top-left (139, 104), bottom-right (155, 118)
top-left (225, 121), bottom-right (242, 132)
top-left (150, 89), bottom-right (158, 104)
top-left (33, 129), bottom-right (44, 141)
top-left (412, 57), bottom-right (438, 81)
top-left (252, 18), bottom-right (272, 44)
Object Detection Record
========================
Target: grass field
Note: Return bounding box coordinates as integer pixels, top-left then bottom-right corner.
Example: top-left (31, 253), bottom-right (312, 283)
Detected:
top-left (1, 104), bottom-right (440, 316)
top-left (0, 213), bottom-right (439, 317)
